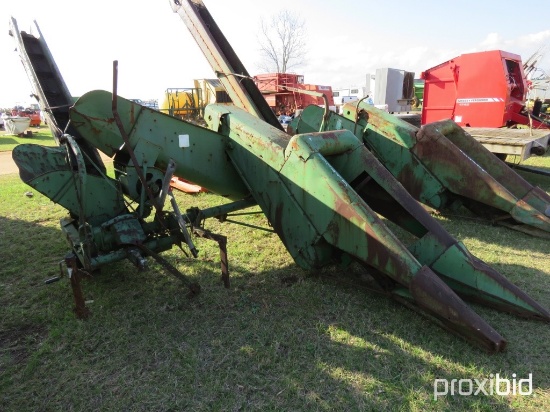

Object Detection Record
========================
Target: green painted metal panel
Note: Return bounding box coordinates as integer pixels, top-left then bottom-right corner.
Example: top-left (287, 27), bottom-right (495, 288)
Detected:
top-left (70, 90), bottom-right (250, 200)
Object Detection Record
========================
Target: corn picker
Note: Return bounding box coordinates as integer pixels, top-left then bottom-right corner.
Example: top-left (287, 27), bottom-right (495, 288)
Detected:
top-left (9, 0), bottom-right (550, 353)
top-left (291, 103), bottom-right (550, 238)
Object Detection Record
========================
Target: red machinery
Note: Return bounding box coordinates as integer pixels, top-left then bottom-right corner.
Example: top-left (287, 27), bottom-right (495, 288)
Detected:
top-left (11, 107), bottom-right (41, 127)
top-left (254, 73), bottom-right (335, 116)
top-left (421, 50), bottom-right (548, 128)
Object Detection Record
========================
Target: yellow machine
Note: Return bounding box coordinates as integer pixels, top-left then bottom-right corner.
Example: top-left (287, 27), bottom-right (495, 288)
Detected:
top-left (160, 80), bottom-right (231, 120)
top-left (159, 87), bottom-right (201, 118)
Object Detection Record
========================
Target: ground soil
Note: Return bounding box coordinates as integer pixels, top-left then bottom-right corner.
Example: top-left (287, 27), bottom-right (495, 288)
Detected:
top-left (0, 151), bottom-right (18, 175)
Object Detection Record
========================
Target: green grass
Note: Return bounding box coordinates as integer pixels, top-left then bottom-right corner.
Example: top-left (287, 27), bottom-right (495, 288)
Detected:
top-left (1, 156), bottom-right (550, 411)
top-left (0, 127), bottom-right (57, 152)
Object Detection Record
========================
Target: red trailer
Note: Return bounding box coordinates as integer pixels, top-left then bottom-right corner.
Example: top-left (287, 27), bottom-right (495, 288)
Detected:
top-left (421, 50), bottom-right (547, 129)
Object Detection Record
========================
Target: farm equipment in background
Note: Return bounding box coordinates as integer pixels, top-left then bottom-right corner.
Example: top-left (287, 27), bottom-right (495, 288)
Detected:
top-left (159, 80), bottom-right (233, 121)
top-left (8, 1), bottom-right (550, 353)
top-left (2, 106), bottom-right (41, 136)
top-left (421, 50), bottom-right (549, 129)
top-left (254, 72), bottom-right (336, 115)
top-left (10, 106), bottom-right (41, 127)
top-left (3, 116), bottom-right (31, 136)
top-left (413, 79), bottom-right (424, 108)
top-left (1, 105), bottom-right (41, 136)
top-left (523, 48), bottom-right (550, 109)
top-left (159, 87), bottom-right (204, 120)
top-left (420, 50), bottom-right (550, 163)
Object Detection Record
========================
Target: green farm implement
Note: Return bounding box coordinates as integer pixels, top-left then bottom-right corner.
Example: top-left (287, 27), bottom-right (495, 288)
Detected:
top-left (8, 0), bottom-right (550, 352)
top-left (290, 102), bottom-right (550, 238)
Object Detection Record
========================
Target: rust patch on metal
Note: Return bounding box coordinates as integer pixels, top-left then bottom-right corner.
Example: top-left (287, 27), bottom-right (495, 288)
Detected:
top-left (130, 102), bottom-right (136, 124)
top-left (410, 265), bottom-right (507, 353)
top-left (325, 180), bottom-right (413, 286)
top-left (272, 201), bottom-right (288, 247)
top-left (396, 160), bottom-right (426, 202)
top-left (414, 125), bottom-right (503, 207)
top-left (193, 227), bottom-right (230, 288)
top-left (66, 254), bottom-right (91, 319)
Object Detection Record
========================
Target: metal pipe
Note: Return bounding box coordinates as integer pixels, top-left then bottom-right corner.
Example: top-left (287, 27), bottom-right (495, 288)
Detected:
top-left (111, 60), bottom-right (164, 219)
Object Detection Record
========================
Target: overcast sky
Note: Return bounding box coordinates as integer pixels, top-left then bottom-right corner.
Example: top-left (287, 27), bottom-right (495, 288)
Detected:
top-left (2, 0), bottom-right (549, 108)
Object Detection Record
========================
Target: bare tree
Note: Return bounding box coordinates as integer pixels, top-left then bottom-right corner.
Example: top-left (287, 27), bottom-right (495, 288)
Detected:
top-left (257, 10), bottom-right (307, 73)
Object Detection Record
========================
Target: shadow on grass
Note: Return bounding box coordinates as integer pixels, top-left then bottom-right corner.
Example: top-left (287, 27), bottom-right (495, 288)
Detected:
top-left (84, 258), bottom-right (530, 410)
top-left (435, 208), bottom-right (550, 256)
top-left (0, 137), bottom-right (19, 146)
top-left (1, 215), bottom-right (546, 411)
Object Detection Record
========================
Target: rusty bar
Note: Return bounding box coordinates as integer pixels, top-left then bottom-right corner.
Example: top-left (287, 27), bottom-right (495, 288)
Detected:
top-left (137, 244), bottom-right (201, 295)
top-left (193, 227), bottom-right (230, 288)
top-left (111, 60), bottom-right (165, 219)
top-left (65, 254), bottom-right (90, 319)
